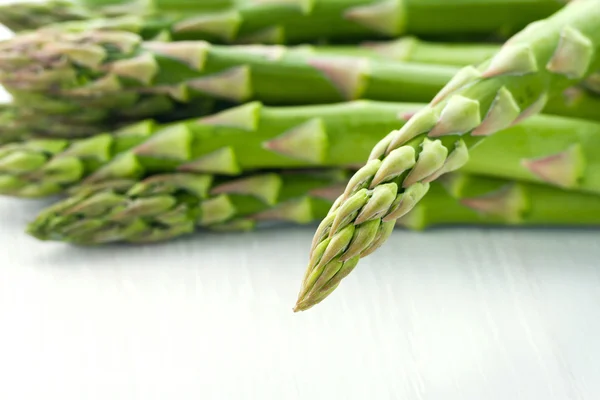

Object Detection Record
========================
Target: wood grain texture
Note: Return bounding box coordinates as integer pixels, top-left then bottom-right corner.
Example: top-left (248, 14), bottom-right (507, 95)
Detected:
top-left (1, 196), bottom-right (599, 400)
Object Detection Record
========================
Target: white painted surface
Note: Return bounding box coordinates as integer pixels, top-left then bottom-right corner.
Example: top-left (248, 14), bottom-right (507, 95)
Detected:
top-left (1, 10), bottom-right (600, 400)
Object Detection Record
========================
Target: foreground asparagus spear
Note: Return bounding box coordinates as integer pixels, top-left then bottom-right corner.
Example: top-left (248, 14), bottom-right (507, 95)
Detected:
top-left (294, 0), bottom-right (600, 312)
top-left (4, 99), bottom-right (600, 198)
top-left (27, 169), bottom-right (600, 245)
top-left (4, 0), bottom-right (564, 44)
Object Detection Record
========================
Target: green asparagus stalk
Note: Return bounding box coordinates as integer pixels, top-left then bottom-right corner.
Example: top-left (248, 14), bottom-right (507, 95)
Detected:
top-left (5, 0), bottom-right (565, 44)
top-left (399, 172), bottom-right (600, 230)
top-left (0, 0), bottom-right (92, 32)
top-left (27, 169), bottom-right (348, 244)
top-left (0, 100), bottom-right (161, 144)
top-left (4, 83), bottom-right (221, 139)
top-left (582, 71), bottom-right (600, 94)
top-left (0, 0), bottom-right (232, 33)
top-left (4, 99), bottom-right (600, 198)
top-left (0, 30), bottom-right (459, 105)
top-left (294, 0), bottom-right (600, 312)
top-left (318, 37), bottom-right (501, 67)
top-left (322, 39), bottom-right (600, 93)
top-left (27, 169), bottom-right (600, 245)
top-left (0, 101), bottom-right (419, 197)
top-left (3, 29), bottom-right (600, 140)
top-left (0, 103), bottom-right (29, 145)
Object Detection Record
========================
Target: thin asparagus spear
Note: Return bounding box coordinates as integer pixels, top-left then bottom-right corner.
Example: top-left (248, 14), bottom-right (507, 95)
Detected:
top-left (294, 0), bottom-right (600, 312)
top-left (4, 0), bottom-right (565, 43)
top-left (3, 100), bottom-right (600, 198)
top-left (27, 169), bottom-right (348, 244)
top-left (27, 169), bottom-right (600, 245)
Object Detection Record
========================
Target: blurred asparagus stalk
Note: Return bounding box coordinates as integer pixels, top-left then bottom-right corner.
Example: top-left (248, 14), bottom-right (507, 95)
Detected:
top-left (27, 169), bottom-right (349, 244)
top-left (27, 169), bottom-right (600, 245)
top-left (2, 100), bottom-right (600, 199)
top-left (1, 0), bottom-right (565, 43)
top-left (1, 30), bottom-right (599, 145)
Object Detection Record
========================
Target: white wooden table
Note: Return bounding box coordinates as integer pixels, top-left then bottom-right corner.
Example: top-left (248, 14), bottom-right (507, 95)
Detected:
top-left (1, 8), bottom-right (600, 399)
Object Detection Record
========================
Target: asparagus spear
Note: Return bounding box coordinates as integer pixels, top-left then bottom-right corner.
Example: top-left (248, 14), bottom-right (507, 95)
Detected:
top-left (0, 30), bottom-right (459, 105)
top-left (294, 0), bottom-right (600, 312)
top-left (319, 37), bottom-right (501, 67)
top-left (323, 39), bottom-right (600, 94)
top-left (27, 169), bottom-right (600, 245)
top-left (399, 172), bottom-right (600, 230)
top-left (4, 99), bottom-right (600, 198)
top-left (0, 0), bottom-right (232, 32)
top-left (3, 29), bottom-right (600, 143)
top-left (4, 0), bottom-right (565, 44)
top-left (0, 101), bottom-right (418, 197)
top-left (582, 71), bottom-right (600, 94)
top-left (0, 100), bottom-right (163, 144)
top-left (0, 104), bottom-right (29, 145)
top-left (27, 169), bottom-right (348, 244)
top-left (0, 0), bottom-right (92, 32)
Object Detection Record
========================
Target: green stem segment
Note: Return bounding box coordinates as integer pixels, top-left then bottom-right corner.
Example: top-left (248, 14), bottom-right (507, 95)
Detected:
top-left (2, 32), bottom-right (600, 143)
top-left (3, 100), bottom-right (600, 198)
top-left (27, 169), bottom-right (348, 244)
top-left (400, 173), bottom-right (600, 230)
top-left (27, 169), bottom-right (600, 245)
top-left (0, 31), bottom-right (459, 104)
top-left (4, 0), bottom-right (564, 43)
top-left (294, 0), bottom-right (600, 312)
top-left (318, 37), bottom-right (501, 66)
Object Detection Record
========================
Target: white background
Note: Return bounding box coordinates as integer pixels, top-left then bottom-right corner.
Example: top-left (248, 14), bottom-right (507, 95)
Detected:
top-left (1, 4), bottom-right (600, 399)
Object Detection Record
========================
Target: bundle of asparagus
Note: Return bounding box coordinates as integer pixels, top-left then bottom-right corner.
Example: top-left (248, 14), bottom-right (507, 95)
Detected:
top-left (0, 0), bottom-right (599, 312)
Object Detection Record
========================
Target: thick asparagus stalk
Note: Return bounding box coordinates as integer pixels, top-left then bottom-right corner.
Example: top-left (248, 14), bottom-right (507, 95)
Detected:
top-left (0, 0), bottom-right (92, 32)
top-left (319, 37), bottom-right (501, 66)
top-left (5, 0), bottom-right (564, 43)
top-left (27, 169), bottom-right (348, 244)
top-left (399, 172), bottom-right (600, 230)
top-left (4, 100), bottom-right (600, 198)
top-left (0, 101), bottom-right (418, 197)
top-left (0, 30), bottom-right (459, 105)
top-left (3, 30), bottom-right (600, 144)
top-left (294, 0), bottom-right (600, 312)
top-left (27, 169), bottom-right (600, 245)
top-left (582, 71), bottom-right (600, 94)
